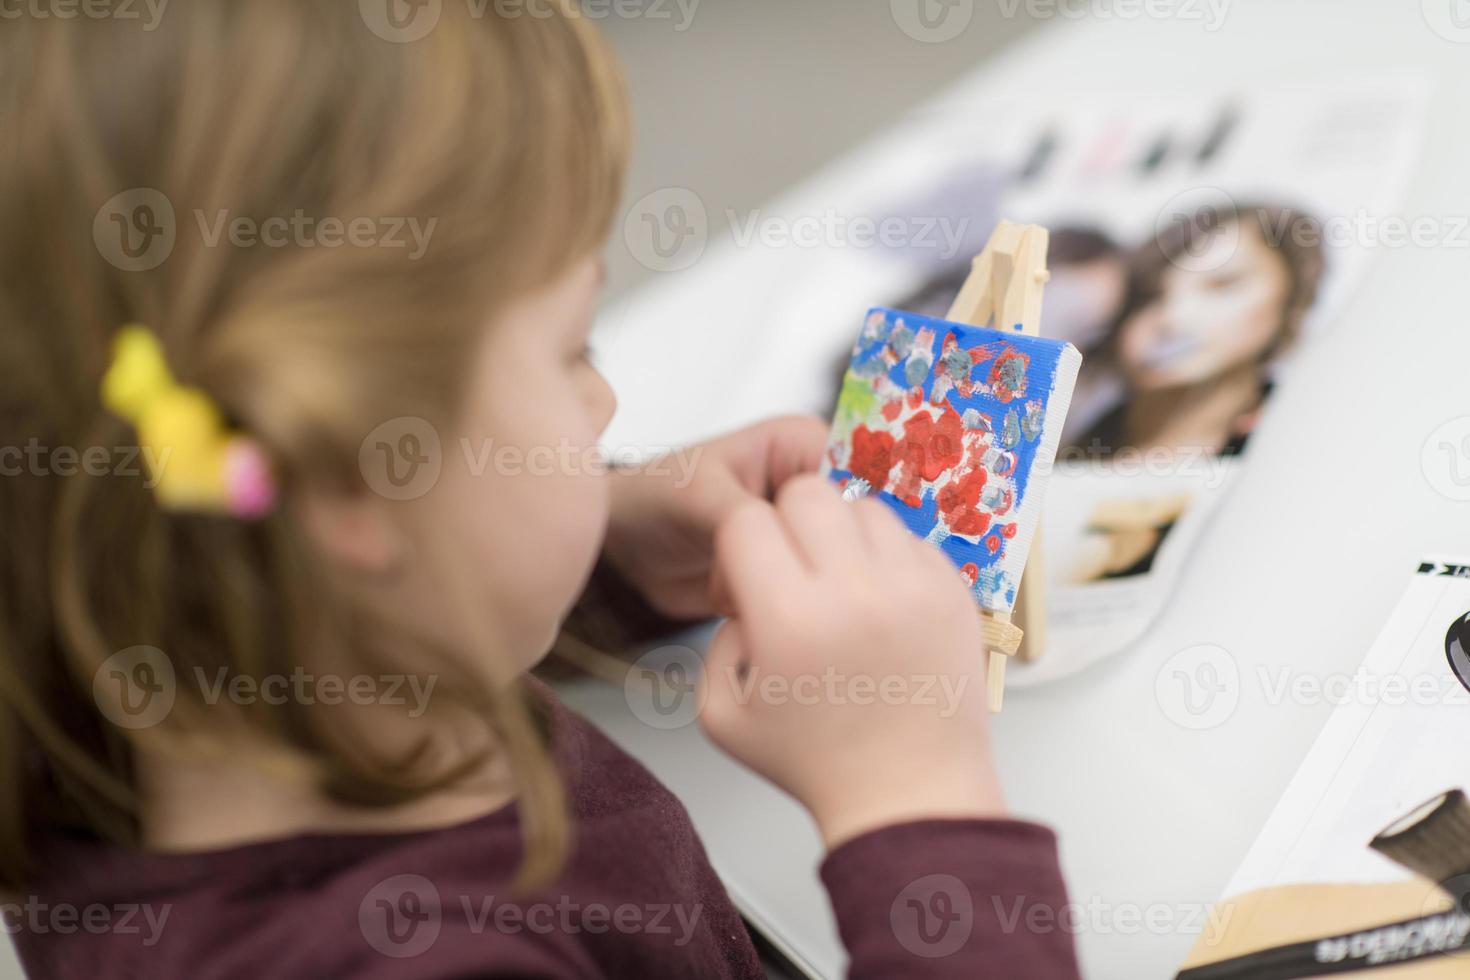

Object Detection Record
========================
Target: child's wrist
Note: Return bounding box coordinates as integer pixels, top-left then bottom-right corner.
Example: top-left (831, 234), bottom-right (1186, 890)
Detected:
top-left (811, 773), bottom-right (1009, 851)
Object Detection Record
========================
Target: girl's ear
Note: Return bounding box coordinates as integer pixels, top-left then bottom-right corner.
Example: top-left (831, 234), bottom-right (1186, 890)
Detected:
top-left (295, 484), bottom-right (406, 576)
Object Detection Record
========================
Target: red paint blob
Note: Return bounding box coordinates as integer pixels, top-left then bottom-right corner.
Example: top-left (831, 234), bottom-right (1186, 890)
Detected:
top-left (936, 467), bottom-right (992, 538)
top-left (847, 425), bottom-right (897, 492)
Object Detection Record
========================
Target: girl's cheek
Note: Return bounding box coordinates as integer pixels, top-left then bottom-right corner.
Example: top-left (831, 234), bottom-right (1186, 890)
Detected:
top-left (583, 366), bottom-right (617, 437)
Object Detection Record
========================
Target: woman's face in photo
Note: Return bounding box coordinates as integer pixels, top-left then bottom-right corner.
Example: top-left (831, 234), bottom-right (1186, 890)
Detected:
top-left (1117, 221), bottom-right (1293, 390)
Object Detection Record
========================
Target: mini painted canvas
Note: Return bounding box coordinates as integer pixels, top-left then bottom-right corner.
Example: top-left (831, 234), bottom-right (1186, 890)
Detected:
top-left (824, 307), bottom-right (1082, 613)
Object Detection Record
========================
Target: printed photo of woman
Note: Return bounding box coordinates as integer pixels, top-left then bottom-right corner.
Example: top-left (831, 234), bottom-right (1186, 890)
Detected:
top-left (1072, 202), bottom-right (1326, 458)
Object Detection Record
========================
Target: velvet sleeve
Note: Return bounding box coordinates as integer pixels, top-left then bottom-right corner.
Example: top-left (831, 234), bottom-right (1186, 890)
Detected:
top-left (820, 818), bottom-right (1082, 979)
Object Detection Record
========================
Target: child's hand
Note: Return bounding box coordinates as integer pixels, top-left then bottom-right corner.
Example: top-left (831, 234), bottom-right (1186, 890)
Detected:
top-left (699, 475), bottom-right (1007, 849)
top-left (602, 416), bottom-right (826, 619)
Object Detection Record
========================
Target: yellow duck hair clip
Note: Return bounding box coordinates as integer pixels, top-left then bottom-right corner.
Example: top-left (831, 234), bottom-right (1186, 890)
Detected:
top-left (100, 325), bottom-right (277, 519)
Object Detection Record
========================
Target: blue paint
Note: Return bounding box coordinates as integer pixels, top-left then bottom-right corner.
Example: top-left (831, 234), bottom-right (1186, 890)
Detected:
top-left (825, 307), bottom-right (1081, 612)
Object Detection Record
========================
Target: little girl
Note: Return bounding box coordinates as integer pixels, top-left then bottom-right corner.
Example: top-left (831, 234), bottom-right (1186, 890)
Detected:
top-left (0, 3), bottom-right (1080, 977)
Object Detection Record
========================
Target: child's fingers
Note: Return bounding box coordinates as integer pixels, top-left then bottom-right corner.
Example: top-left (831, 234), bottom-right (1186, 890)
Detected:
top-left (852, 498), bottom-right (975, 601)
top-left (701, 618), bottom-right (746, 686)
top-left (852, 496), bottom-right (925, 567)
top-left (699, 618), bottom-right (752, 739)
top-left (713, 499), bottom-right (808, 615)
top-left (707, 561), bottom-right (735, 619)
top-left (759, 415), bottom-right (830, 490)
top-left (772, 475), bottom-right (866, 572)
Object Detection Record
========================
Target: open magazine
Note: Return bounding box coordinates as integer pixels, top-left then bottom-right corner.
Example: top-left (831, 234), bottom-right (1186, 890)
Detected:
top-left (597, 74), bottom-right (1430, 684)
top-left (1177, 559), bottom-right (1470, 978)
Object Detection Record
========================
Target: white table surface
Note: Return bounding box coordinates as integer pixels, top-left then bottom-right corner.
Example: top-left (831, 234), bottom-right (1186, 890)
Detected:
top-left (563, 2), bottom-right (1470, 978)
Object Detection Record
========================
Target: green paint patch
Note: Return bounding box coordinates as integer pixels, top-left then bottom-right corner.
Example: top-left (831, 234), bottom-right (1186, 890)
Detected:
top-left (835, 371), bottom-right (878, 427)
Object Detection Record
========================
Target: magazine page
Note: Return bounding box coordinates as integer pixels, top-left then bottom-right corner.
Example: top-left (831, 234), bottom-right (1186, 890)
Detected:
top-left (1177, 559), bottom-right (1470, 978)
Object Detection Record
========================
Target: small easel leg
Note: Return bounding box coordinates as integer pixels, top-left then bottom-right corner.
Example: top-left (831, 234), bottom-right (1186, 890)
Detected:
top-left (1013, 545), bottom-right (1048, 663)
top-left (986, 609), bottom-right (1014, 713)
top-left (948, 219), bottom-right (1053, 713)
top-left (988, 650), bottom-right (1009, 712)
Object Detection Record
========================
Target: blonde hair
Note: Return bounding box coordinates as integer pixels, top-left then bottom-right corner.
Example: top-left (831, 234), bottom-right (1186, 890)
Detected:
top-left (0, 0), bottom-right (628, 890)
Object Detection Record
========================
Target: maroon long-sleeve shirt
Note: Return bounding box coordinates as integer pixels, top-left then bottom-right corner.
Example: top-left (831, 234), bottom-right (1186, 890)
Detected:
top-left (11, 693), bottom-right (1080, 978)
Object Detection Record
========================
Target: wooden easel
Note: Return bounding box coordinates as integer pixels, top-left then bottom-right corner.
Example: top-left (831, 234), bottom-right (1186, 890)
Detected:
top-left (943, 219), bottom-right (1051, 712)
